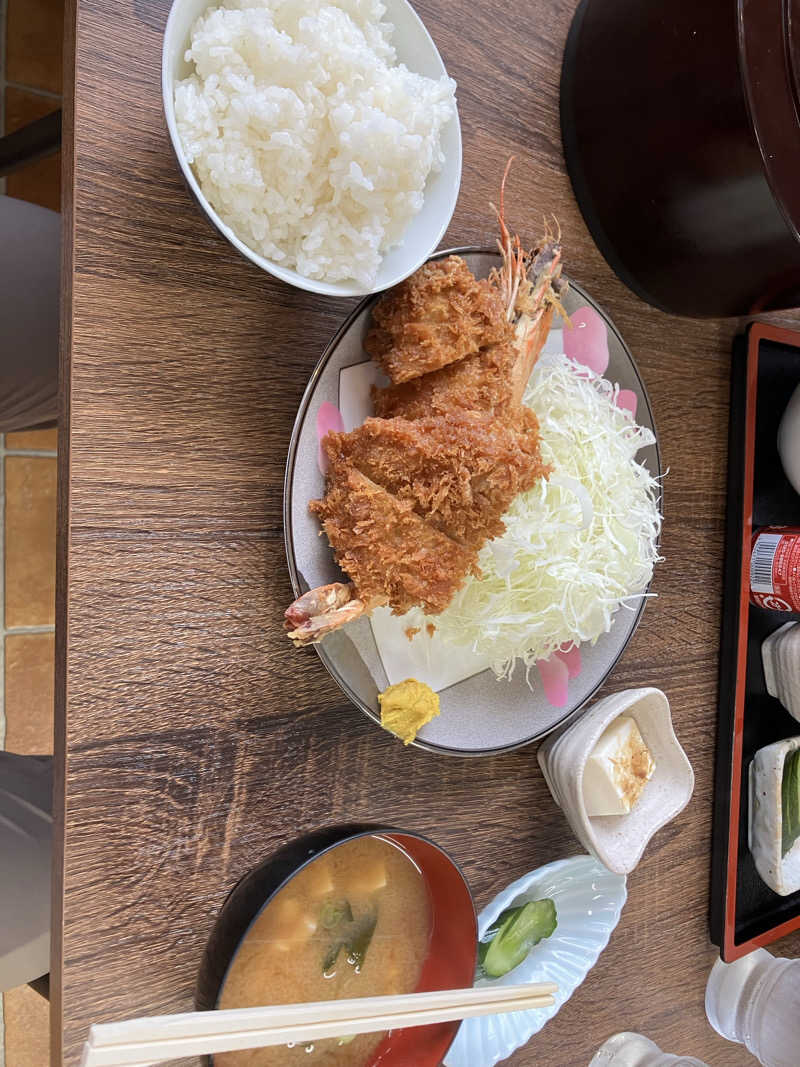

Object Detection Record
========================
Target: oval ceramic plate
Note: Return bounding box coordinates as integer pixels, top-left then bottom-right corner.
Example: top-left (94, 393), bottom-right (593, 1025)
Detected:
top-left (284, 248), bottom-right (661, 754)
top-left (443, 855), bottom-right (627, 1067)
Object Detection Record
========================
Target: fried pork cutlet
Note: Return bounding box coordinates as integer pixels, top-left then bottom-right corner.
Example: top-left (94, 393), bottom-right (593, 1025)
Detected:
top-left (364, 255), bottom-right (512, 384)
top-left (309, 467), bottom-right (477, 616)
top-left (372, 341), bottom-right (519, 421)
top-left (321, 413), bottom-right (546, 551)
top-left (372, 309), bottom-right (554, 440)
top-left (285, 188), bottom-right (566, 646)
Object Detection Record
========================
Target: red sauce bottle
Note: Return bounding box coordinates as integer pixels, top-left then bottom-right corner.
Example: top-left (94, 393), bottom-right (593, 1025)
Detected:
top-left (750, 527), bottom-right (800, 611)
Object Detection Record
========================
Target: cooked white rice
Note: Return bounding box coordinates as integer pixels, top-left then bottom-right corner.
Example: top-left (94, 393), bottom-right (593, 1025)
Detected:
top-left (174, 0), bottom-right (457, 286)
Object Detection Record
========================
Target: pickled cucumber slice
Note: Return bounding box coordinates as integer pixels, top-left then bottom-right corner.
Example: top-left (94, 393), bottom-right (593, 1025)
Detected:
top-left (782, 749), bottom-right (800, 856)
top-left (478, 898), bottom-right (557, 979)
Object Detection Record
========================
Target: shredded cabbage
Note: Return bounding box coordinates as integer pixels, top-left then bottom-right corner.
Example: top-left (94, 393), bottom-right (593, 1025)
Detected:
top-left (431, 352), bottom-right (663, 678)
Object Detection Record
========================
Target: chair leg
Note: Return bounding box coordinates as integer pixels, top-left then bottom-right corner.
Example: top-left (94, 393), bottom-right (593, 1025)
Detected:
top-left (0, 111), bottom-right (62, 178)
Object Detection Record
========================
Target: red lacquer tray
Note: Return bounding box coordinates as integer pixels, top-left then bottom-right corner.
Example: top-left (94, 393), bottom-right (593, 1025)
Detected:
top-left (710, 323), bottom-right (800, 960)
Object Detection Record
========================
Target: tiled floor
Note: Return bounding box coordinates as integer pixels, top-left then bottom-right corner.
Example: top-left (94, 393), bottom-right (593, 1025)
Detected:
top-left (2, 0), bottom-right (64, 1062)
top-left (0, 439), bottom-right (56, 1067)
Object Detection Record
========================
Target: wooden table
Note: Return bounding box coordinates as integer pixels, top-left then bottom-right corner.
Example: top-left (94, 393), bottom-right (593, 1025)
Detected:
top-left (56, 0), bottom-right (800, 1064)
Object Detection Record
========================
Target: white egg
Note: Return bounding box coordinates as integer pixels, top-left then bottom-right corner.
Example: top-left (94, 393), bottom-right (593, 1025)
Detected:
top-left (778, 383), bottom-right (800, 495)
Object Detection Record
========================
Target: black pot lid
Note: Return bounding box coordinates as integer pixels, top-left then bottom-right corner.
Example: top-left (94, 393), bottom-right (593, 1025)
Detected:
top-left (788, 0), bottom-right (800, 115)
top-left (739, 0), bottom-right (800, 240)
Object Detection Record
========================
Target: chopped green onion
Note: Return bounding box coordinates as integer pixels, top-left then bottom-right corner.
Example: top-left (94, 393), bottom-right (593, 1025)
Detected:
top-left (347, 912), bottom-right (377, 968)
top-left (321, 907), bottom-right (378, 975)
top-left (322, 940), bottom-right (343, 976)
top-left (320, 899), bottom-right (353, 930)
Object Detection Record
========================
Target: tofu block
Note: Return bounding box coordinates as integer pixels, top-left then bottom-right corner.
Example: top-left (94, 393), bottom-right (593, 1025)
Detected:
top-left (269, 897), bottom-right (318, 951)
top-left (346, 858), bottom-right (388, 895)
top-left (582, 715), bottom-right (656, 817)
top-left (305, 861), bottom-right (335, 899)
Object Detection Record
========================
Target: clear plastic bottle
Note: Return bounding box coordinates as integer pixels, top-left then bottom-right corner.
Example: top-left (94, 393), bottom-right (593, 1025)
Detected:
top-left (705, 948), bottom-right (800, 1067)
top-left (589, 1032), bottom-right (708, 1066)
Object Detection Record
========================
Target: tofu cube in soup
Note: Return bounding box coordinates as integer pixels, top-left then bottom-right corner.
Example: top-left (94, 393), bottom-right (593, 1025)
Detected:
top-left (306, 862), bottom-right (335, 898)
top-left (346, 858), bottom-right (388, 896)
top-left (269, 897), bottom-right (317, 951)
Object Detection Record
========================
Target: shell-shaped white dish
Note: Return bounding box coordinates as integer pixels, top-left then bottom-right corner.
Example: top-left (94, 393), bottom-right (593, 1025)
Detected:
top-left (444, 856), bottom-right (626, 1067)
top-left (749, 736), bottom-right (800, 896)
top-left (762, 622), bottom-right (800, 722)
top-left (161, 0), bottom-right (462, 297)
top-left (537, 688), bottom-right (695, 875)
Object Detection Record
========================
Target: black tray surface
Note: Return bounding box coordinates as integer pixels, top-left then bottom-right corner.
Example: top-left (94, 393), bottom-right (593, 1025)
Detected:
top-left (713, 330), bottom-right (800, 956)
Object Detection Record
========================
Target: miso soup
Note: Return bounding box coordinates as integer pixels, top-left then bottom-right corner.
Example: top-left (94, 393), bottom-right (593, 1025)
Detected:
top-left (217, 835), bottom-right (432, 1066)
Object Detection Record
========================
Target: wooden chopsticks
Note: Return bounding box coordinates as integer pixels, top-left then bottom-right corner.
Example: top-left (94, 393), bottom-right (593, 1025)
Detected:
top-left (81, 982), bottom-right (558, 1066)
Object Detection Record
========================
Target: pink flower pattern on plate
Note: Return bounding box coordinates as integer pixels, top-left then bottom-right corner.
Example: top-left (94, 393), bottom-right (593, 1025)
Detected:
top-left (316, 402), bottom-right (344, 474)
top-left (536, 654), bottom-right (569, 708)
top-left (563, 305), bottom-right (609, 375)
top-left (536, 645), bottom-right (583, 707)
top-left (616, 388), bottom-right (638, 417)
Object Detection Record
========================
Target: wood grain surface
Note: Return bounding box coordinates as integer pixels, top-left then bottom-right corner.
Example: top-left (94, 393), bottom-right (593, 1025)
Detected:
top-left (57, 0), bottom-right (800, 1064)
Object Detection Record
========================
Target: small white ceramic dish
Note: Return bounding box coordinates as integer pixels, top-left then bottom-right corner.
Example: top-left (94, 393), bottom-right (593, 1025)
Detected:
top-left (444, 855), bottom-right (626, 1067)
top-left (161, 0), bottom-right (462, 297)
top-left (762, 622), bottom-right (800, 722)
top-left (749, 736), bottom-right (800, 896)
top-left (537, 688), bottom-right (695, 875)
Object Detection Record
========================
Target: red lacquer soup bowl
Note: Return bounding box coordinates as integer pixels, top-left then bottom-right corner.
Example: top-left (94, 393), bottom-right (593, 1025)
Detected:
top-left (197, 824), bottom-right (478, 1066)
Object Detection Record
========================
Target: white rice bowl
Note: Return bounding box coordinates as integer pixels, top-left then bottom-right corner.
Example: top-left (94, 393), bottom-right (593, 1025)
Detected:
top-left (174, 0), bottom-right (457, 287)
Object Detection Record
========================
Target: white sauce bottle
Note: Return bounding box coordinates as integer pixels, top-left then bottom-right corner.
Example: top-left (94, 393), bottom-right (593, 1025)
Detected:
top-left (705, 949), bottom-right (800, 1067)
